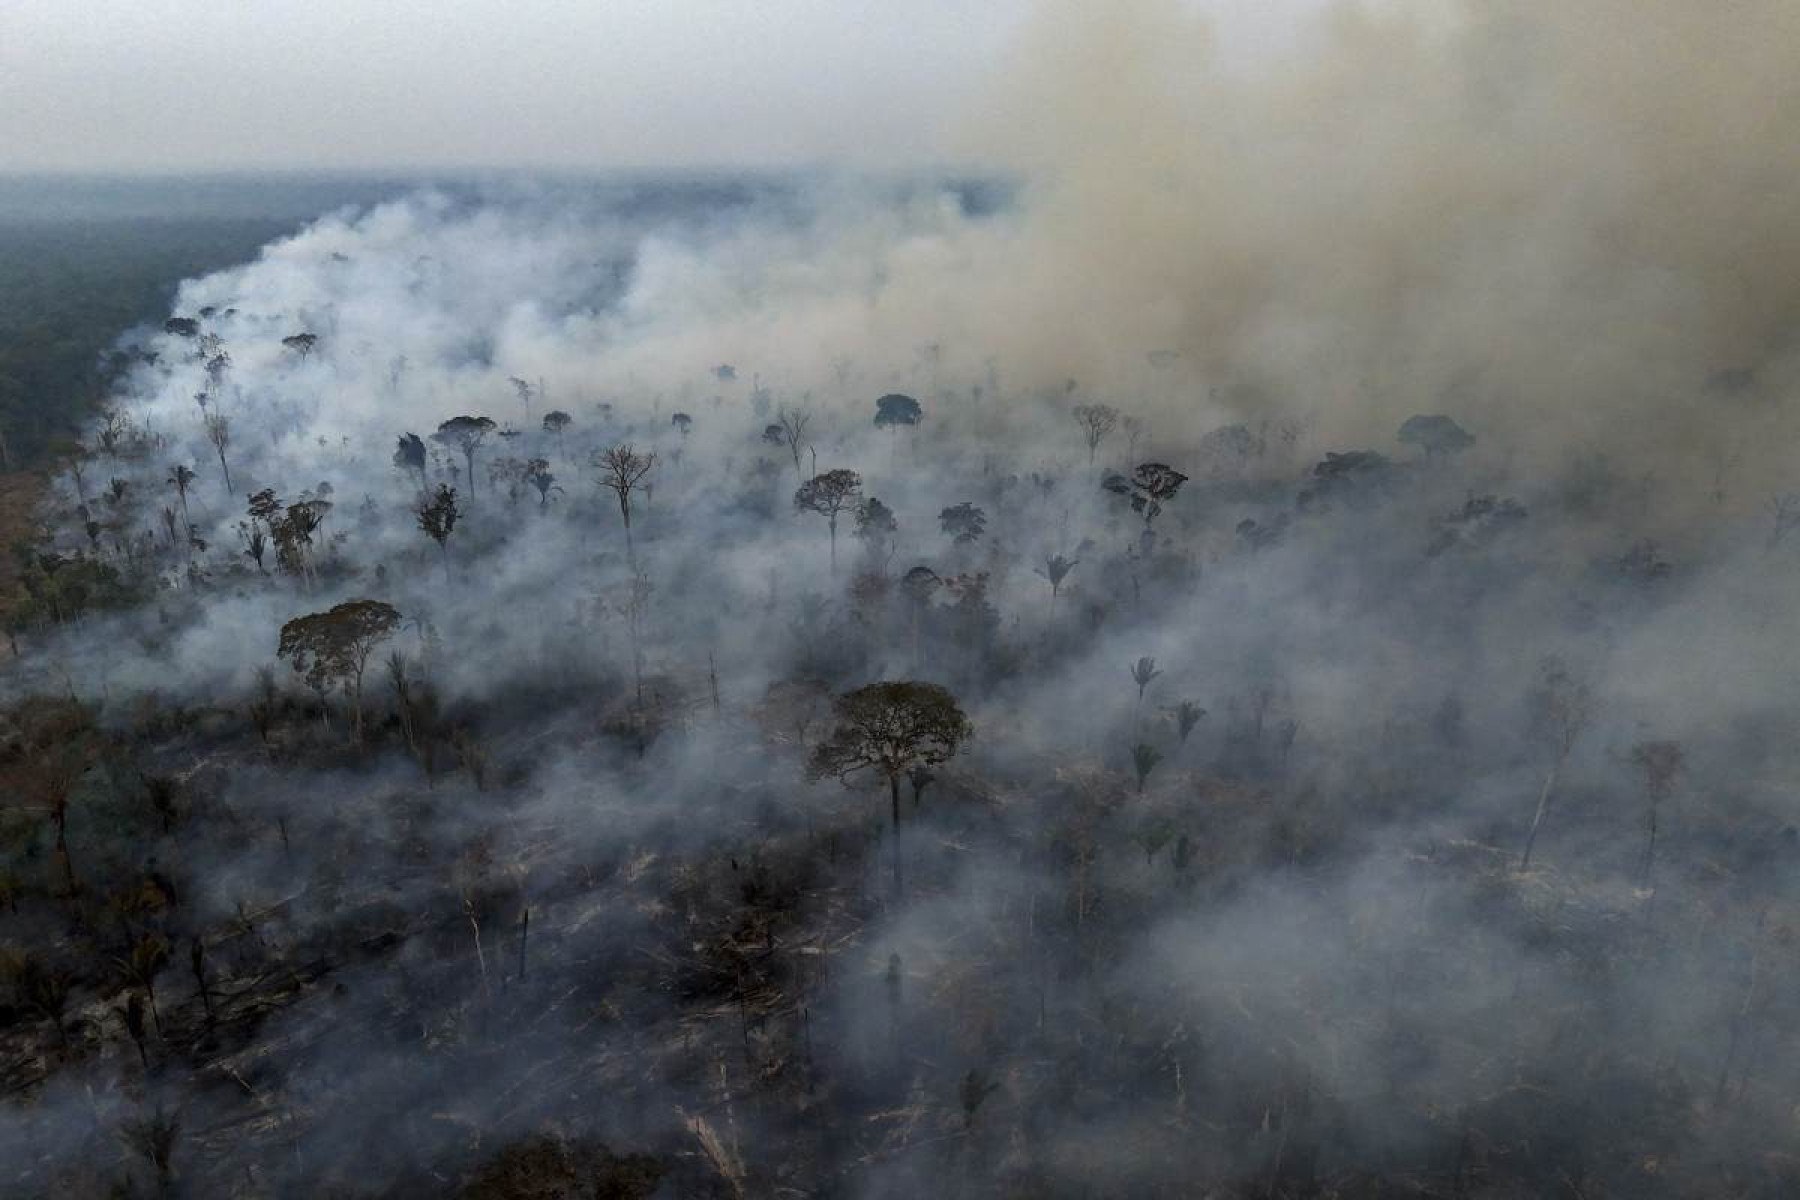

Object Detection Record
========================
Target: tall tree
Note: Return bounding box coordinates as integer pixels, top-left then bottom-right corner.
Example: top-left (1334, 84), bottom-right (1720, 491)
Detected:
top-left (593, 443), bottom-right (656, 559)
top-left (775, 405), bottom-right (812, 478)
top-left (1519, 657), bottom-right (1594, 871)
top-left (276, 599), bottom-right (403, 740)
top-left (393, 433), bottom-right (429, 493)
top-left (1073, 403), bottom-right (1119, 466)
top-left (433, 416), bottom-right (497, 501)
top-left (203, 412), bottom-right (233, 496)
top-left (808, 681), bottom-right (972, 896)
top-left (416, 485), bottom-right (461, 583)
top-left (795, 469), bottom-right (863, 572)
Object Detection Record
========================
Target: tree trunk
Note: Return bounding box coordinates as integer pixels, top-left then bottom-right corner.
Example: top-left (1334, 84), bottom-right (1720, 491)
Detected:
top-left (889, 773), bottom-right (903, 898)
top-left (1519, 757), bottom-right (1563, 871)
top-left (217, 448), bottom-right (233, 496)
top-left (828, 515), bottom-right (838, 573)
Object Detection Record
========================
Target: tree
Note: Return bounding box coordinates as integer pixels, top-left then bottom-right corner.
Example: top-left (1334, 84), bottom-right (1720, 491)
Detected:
top-left (1398, 413), bottom-right (1475, 456)
top-left (1131, 656), bottom-right (1162, 708)
top-left (166, 465), bottom-right (196, 539)
top-left (774, 405), bottom-right (812, 478)
top-left (939, 503), bottom-right (987, 547)
top-left (163, 317), bottom-right (199, 338)
top-left (277, 600), bottom-right (403, 739)
top-left (509, 376), bottom-right (534, 420)
top-left (671, 412), bottom-right (693, 437)
top-left (1628, 739), bottom-right (1684, 885)
top-left (434, 415), bottom-right (497, 500)
top-left (542, 410), bottom-right (573, 460)
top-left (1519, 657), bottom-right (1593, 871)
top-left (854, 496), bottom-right (898, 569)
top-left (417, 485), bottom-right (461, 583)
top-left (282, 332), bottom-right (318, 359)
top-left (1103, 463), bottom-right (1189, 534)
top-left (874, 393), bottom-right (922, 431)
top-left (1168, 699), bottom-right (1206, 745)
top-left (1073, 403), bottom-right (1119, 466)
top-left (393, 433), bottom-right (428, 492)
top-left (525, 458), bottom-right (562, 507)
top-left (203, 411), bottom-right (233, 496)
top-left (795, 469), bottom-right (863, 572)
top-left (808, 681), bottom-right (972, 895)
top-left (1132, 742), bottom-right (1163, 794)
top-left (593, 443), bottom-right (656, 559)
top-left (1035, 553), bottom-right (1077, 615)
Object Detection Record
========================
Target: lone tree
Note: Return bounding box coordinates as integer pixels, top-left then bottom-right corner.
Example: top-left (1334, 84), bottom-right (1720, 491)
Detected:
top-left (808, 681), bottom-right (972, 895)
top-left (277, 599), bottom-right (402, 739)
top-left (433, 416), bottom-right (497, 499)
top-left (393, 433), bottom-right (428, 492)
top-left (1035, 553), bottom-right (1078, 614)
top-left (203, 412), bottom-right (234, 495)
top-left (417, 485), bottom-right (461, 583)
top-left (1073, 403), bottom-right (1120, 466)
top-left (874, 393), bottom-right (922, 432)
top-left (795, 468), bottom-right (863, 572)
top-left (1130, 655), bottom-right (1162, 723)
top-left (281, 332), bottom-right (318, 359)
top-left (593, 443), bottom-right (656, 558)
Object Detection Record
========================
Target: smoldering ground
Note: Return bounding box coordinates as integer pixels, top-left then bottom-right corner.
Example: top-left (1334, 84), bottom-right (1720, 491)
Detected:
top-left (7, 1), bottom-right (1800, 1196)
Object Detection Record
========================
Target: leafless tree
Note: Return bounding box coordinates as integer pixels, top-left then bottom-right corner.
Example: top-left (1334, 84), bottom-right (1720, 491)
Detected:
top-left (593, 443), bottom-right (657, 559)
top-left (1073, 403), bottom-right (1119, 466)
top-left (1519, 656), bottom-right (1594, 871)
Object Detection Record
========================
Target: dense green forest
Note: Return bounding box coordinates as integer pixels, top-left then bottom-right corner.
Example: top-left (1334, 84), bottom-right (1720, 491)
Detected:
top-left (0, 218), bottom-right (294, 468)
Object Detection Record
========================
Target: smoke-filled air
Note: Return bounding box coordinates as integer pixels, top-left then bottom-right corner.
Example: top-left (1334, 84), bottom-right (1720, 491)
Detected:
top-left (6, 1), bottom-right (1800, 1196)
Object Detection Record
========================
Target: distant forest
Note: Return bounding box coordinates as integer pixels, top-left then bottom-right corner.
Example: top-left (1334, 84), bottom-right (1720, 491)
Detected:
top-left (0, 173), bottom-right (448, 470)
top-left (0, 218), bottom-right (295, 467)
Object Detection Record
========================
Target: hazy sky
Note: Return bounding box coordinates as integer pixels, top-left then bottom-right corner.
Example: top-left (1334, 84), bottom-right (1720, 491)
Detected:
top-left (0, 0), bottom-right (1322, 173)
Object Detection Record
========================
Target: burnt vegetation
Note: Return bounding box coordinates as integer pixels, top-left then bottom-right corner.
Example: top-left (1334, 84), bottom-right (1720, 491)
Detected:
top-left (0, 175), bottom-right (1798, 1200)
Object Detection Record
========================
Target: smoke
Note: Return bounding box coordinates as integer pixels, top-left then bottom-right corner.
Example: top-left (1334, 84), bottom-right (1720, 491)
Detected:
top-left (951, 0), bottom-right (1800, 482)
top-left (7, 3), bottom-right (1800, 1196)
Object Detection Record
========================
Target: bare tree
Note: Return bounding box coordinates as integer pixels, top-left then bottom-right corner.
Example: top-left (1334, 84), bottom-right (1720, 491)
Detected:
top-left (1519, 656), bottom-right (1593, 871)
top-left (593, 443), bottom-right (657, 559)
top-left (775, 405), bottom-right (812, 478)
top-left (203, 411), bottom-right (233, 495)
top-left (1629, 739), bottom-right (1684, 885)
top-left (1073, 403), bottom-right (1119, 466)
top-left (795, 468), bottom-right (863, 572)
